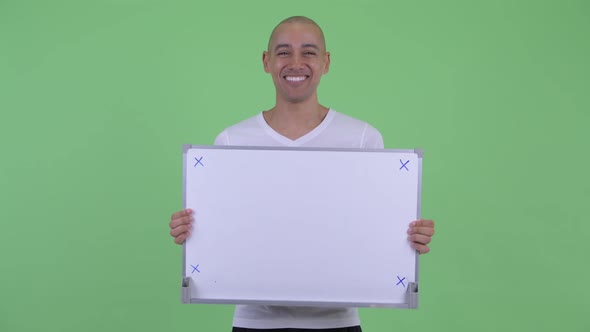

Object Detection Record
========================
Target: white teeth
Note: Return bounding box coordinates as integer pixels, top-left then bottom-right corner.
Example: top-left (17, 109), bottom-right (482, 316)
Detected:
top-left (285, 76), bottom-right (306, 82)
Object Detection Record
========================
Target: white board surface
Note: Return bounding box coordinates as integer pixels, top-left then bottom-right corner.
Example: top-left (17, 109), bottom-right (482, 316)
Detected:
top-left (182, 145), bottom-right (422, 308)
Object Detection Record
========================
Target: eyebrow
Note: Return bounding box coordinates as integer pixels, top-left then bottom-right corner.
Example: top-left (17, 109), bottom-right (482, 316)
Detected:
top-left (274, 43), bottom-right (320, 52)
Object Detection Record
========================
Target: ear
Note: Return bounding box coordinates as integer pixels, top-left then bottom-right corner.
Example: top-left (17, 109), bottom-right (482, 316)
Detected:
top-left (262, 51), bottom-right (270, 73)
top-left (323, 51), bottom-right (331, 74)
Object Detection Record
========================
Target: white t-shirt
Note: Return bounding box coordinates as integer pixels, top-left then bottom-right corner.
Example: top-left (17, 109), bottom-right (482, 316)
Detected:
top-left (214, 109), bottom-right (384, 329)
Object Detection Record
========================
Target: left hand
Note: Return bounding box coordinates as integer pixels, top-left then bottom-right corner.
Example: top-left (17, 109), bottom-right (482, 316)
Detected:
top-left (407, 219), bottom-right (435, 254)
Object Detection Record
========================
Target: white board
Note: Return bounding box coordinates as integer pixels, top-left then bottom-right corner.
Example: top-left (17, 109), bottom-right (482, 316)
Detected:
top-left (181, 145), bottom-right (422, 308)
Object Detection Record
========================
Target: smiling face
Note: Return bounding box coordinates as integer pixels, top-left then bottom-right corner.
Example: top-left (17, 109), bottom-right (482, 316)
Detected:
top-left (263, 21), bottom-right (330, 105)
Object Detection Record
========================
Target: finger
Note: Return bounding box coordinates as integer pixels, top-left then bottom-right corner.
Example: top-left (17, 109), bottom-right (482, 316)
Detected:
top-left (408, 234), bottom-right (432, 245)
top-left (408, 226), bottom-right (435, 236)
top-left (411, 219), bottom-right (434, 228)
top-left (169, 214), bottom-right (194, 229)
top-left (410, 242), bottom-right (431, 255)
top-left (170, 224), bottom-right (192, 238)
top-left (174, 231), bottom-right (191, 245)
top-left (171, 208), bottom-right (193, 221)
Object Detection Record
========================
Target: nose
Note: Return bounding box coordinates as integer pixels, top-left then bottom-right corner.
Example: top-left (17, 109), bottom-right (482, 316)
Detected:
top-left (289, 53), bottom-right (304, 69)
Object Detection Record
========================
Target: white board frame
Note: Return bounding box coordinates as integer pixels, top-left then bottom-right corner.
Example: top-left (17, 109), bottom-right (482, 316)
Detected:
top-left (181, 145), bottom-right (423, 308)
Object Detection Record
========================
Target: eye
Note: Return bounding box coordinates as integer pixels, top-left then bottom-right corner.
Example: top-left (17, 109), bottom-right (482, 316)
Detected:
top-left (277, 51), bottom-right (290, 56)
top-left (304, 51), bottom-right (317, 56)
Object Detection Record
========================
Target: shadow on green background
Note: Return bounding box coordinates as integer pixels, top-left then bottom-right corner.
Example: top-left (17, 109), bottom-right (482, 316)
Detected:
top-left (1, 0), bottom-right (588, 331)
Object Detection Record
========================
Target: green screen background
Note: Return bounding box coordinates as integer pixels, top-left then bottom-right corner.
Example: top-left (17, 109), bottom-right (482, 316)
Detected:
top-left (1, 0), bottom-right (589, 331)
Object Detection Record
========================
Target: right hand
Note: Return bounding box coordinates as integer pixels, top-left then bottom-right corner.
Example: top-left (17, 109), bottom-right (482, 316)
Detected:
top-left (169, 208), bottom-right (193, 244)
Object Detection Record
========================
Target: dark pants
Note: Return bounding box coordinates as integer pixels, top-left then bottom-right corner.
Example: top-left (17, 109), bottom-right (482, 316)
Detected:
top-left (232, 327), bottom-right (362, 332)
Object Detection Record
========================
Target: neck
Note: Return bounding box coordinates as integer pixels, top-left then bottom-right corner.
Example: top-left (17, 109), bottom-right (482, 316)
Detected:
top-left (263, 97), bottom-right (329, 140)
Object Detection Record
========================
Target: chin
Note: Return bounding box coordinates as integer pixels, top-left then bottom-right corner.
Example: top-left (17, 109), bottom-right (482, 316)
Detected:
top-left (286, 97), bottom-right (307, 104)
top-left (282, 93), bottom-right (313, 104)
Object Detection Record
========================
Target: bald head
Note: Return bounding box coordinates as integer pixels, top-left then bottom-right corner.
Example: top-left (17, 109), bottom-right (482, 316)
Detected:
top-left (267, 16), bottom-right (326, 51)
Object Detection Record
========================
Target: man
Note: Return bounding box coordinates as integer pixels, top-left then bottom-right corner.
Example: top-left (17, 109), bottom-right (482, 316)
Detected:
top-left (169, 16), bottom-right (435, 331)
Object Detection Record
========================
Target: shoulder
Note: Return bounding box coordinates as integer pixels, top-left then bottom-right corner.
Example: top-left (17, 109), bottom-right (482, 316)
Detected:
top-left (213, 113), bottom-right (263, 146)
top-left (329, 110), bottom-right (384, 149)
